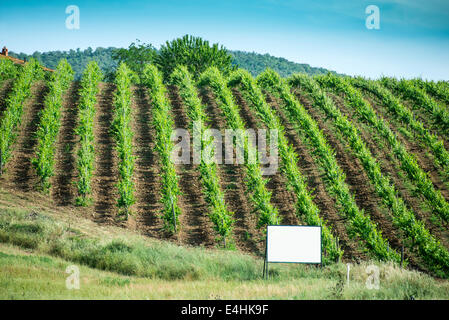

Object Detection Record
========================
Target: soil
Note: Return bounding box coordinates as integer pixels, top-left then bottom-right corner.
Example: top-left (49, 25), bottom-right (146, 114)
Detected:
top-left (262, 90), bottom-right (366, 262)
top-left (51, 82), bottom-right (80, 206)
top-left (1, 79), bottom-right (447, 274)
top-left (167, 85), bottom-right (217, 248)
top-left (198, 87), bottom-right (264, 254)
top-left (0, 81), bottom-right (47, 191)
top-left (324, 90), bottom-right (448, 271)
top-left (91, 82), bottom-right (119, 224)
top-left (129, 86), bottom-right (166, 239)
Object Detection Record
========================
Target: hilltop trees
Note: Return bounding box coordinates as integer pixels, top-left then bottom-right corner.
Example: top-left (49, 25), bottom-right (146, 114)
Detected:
top-left (156, 35), bottom-right (235, 80)
top-left (111, 35), bottom-right (235, 82)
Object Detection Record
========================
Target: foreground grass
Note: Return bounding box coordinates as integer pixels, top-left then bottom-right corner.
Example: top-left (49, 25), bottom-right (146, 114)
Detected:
top-left (1, 207), bottom-right (449, 299)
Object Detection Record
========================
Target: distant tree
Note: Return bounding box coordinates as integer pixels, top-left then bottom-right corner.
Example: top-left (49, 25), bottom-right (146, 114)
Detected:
top-left (156, 34), bottom-right (235, 80)
top-left (112, 40), bottom-right (157, 80)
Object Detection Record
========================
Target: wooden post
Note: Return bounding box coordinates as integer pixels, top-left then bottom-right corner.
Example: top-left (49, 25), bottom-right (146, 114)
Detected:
top-left (171, 195), bottom-right (177, 233)
top-left (400, 246), bottom-right (404, 267)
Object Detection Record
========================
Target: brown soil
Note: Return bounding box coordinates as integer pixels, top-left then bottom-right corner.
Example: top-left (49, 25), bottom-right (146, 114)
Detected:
top-left (167, 85), bottom-right (217, 248)
top-left (326, 91), bottom-right (449, 266)
top-left (231, 88), bottom-right (300, 226)
top-left (263, 91), bottom-right (366, 262)
top-left (199, 87), bottom-right (264, 254)
top-left (2, 79), bottom-right (447, 273)
top-left (399, 97), bottom-right (449, 148)
top-left (361, 92), bottom-right (449, 242)
top-left (0, 81), bottom-right (47, 191)
top-left (364, 92), bottom-right (449, 192)
top-left (294, 90), bottom-right (416, 259)
top-left (51, 82), bottom-right (80, 206)
top-left (91, 83), bottom-right (119, 224)
top-left (129, 86), bottom-right (166, 239)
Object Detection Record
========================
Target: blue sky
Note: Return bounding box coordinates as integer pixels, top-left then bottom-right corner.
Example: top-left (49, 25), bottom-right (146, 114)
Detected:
top-left (1, 0), bottom-right (448, 80)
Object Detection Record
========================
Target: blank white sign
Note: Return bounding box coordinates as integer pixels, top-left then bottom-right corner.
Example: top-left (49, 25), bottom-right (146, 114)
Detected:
top-left (267, 226), bottom-right (321, 263)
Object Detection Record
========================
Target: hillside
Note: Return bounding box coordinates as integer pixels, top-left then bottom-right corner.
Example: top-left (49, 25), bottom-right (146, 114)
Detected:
top-left (1, 58), bottom-right (449, 282)
top-left (9, 47), bottom-right (338, 80)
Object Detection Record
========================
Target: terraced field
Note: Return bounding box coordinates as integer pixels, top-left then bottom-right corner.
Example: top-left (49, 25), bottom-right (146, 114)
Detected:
top-left (1, 58), bottom-right (449, 277)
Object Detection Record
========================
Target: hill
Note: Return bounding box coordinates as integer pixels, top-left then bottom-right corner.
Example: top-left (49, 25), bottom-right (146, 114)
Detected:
top-left (1, 58), bottom-right (449, 282)
top-left (9, 47), bottom-right (338, 80)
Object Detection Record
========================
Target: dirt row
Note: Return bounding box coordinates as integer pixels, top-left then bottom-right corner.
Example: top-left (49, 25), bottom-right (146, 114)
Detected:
top-left (399, 96), bottom-right (449, 149)
top-left (318, 90), bottom-right (449, 271)
top-left (259, 91), bottom-right (368, 262)
top-left (2, 79), bottom-right (448, 272)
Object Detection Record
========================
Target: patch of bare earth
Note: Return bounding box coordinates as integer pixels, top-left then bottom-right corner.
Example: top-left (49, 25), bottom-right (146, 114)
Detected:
top-left (92, 83), bottom-right (119, 225)
top-left (51, 82), bottom-right (80, 206)
top-left (129, 86), bottom-right (166, 239)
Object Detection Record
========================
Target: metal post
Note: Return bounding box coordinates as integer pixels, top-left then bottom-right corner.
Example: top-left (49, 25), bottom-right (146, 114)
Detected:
top-left (400, 246), bottom-right (404, 267)
top-left (262, 242), bottom-right (268, 279)
top-left (346, 263), bottom-right (350, 286)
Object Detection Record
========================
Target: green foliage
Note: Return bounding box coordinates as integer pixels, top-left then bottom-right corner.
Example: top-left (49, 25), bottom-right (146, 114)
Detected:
top-left (141, 64), bottom-right (182, 233)
top-left (320, 75), bottom-right (449, 224)
top-left (0, 58), bottom-right (20, 81)
top-left (111, 63), bottom-right (136, 217)
top-left (290, 73), bottom-right (449, 276)
top-left (112, 40), bottom-right (157, 82)
top-left (255, 69), bottom-right (396, 263)
top-left (230, 51), bottom-right (337, 78)
top-left (198, 67), bottom-right (281, 230)
top-left (381, 77), bottom-right (449, 133)
top-left (170, 65), bottom-right (234, 245)
top-left (412, 79), bottom-right (449, 105)
top-left (351, 77), bottom-right (449, 177)
top-left (0, 59), bottom-right (43, 173)
top-left (32, 59), bottom-right (74, 191)
top-left (10, 47), bottom-right (117, 81)
top-left (156, 35), bottom-right (235, 81)
top-left (10, 45), bottom-right (338, 82)
top-left (75, 61), bottom-right (103, 206)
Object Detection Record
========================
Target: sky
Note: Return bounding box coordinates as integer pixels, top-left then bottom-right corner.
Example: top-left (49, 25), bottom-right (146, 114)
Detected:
top-left (0, 0), bottom-right (448, 80)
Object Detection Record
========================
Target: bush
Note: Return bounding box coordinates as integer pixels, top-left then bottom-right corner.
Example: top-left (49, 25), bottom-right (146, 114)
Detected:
top-left (156, 34), bottom-right (235, 80)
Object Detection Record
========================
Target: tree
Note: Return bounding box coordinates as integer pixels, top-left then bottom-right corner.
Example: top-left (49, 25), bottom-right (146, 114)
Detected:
top-left (155, 34), bottom-right (235, 80)
top-left (112, 40), bottom-right (157, 80)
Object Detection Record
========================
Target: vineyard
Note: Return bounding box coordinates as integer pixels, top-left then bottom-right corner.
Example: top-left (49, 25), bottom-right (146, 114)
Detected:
top-left (1, 57), bottom-right (449, 277)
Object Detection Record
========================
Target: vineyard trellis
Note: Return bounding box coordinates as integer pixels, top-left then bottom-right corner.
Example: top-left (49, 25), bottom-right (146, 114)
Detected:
top-left (171, 65), bottom-right (234, 246)
top-left (317, 74), bottom-right (449, 224)
top-left (351, 77), bottom-right (449, 175)
top-left (141, 64), bottom-right (182, 233)
top-left (198, 67), bottom-right (282, 231)
top-left (75, 61), bottom-right (103, 206)
top-left (253, 69), bottom-right (399, 262)
top-left (290, 73), bottom-right (449, 276)
top-left (0, 58), bottom-right (43, 173)
top-left (110, 62), bottom-right (136, 218)
top-left (381, 77), bottom-right (449, 133)
top-left (32, 59), bottom-right (74, 191)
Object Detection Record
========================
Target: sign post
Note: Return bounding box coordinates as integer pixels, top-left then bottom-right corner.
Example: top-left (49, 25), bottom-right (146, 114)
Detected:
top-left (263, 225), bottom-right (322, 279)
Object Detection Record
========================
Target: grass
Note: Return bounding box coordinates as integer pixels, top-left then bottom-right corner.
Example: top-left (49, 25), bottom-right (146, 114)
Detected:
top-left (1, 206), bottom-right (449, 299)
